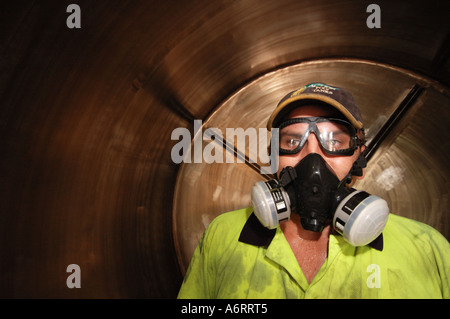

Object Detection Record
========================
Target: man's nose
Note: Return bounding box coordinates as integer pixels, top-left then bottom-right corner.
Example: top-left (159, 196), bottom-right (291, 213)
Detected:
top-left (301, 132), bottom-right (325, 156)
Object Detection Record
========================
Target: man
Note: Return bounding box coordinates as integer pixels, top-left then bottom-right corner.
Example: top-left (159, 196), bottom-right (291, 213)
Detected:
top-left (177, 82), bottom-right (449, 298)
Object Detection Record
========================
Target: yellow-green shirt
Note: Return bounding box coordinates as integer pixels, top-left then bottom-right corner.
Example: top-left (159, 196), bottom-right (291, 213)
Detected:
top-left (178, 207), bottom-right (449, 299)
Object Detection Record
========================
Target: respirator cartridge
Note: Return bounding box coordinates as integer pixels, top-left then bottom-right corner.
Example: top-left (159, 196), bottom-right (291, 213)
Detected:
top-left (251, 154), bottom-right (389, 247)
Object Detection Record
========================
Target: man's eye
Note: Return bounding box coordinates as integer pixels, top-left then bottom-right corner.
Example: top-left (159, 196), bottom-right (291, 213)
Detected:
top-left (285, 138), bottom-right (300, 148)
top-left (327, 139), bottom-right (340, 146)
top-left (324, 138), bottom-right (347, 150)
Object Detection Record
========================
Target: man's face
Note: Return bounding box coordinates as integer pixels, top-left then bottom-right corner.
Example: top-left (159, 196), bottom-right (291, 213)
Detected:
top-left (276, 103), bottom-right (363, 181)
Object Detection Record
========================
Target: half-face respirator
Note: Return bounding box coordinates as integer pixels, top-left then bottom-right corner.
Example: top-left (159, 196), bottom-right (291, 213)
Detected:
top-left (251, 153), bottom-right (389, 247)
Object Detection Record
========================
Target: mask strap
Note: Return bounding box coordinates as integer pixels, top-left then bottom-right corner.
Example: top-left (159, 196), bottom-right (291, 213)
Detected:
top-left (351, 153), bottom-right (367, 177)
top-left (339, 153), bottom-right (367, 187)
top-left (278, 166), bottom-right (297, 187)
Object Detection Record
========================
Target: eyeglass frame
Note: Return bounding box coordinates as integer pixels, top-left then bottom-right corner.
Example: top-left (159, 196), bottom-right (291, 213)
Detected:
top-left (277, 116), bottom-right (362, 156)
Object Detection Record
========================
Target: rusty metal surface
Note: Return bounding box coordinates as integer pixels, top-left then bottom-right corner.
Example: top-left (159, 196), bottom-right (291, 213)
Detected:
top-left (0, 0), bottom-right (449, 298)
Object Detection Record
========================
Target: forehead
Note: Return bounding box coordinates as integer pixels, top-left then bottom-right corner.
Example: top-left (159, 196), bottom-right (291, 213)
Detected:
top-left (286, 103), bottom-right (343, 119)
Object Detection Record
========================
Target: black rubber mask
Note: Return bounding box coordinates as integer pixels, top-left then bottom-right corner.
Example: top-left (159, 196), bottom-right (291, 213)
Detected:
top-left (278, 153), bottom-right (342, 232)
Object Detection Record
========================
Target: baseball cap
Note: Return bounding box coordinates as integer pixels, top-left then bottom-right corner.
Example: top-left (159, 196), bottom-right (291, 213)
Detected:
top-left (267, 82), bottom-right (364, 130)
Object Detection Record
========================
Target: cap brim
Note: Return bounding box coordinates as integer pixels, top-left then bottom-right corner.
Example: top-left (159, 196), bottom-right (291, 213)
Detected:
top-left (267, 93), bottom-right (363, 130)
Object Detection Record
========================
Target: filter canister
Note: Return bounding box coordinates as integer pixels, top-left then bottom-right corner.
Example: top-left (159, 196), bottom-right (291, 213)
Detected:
top-left (333, 190), bottom-right (389, 246)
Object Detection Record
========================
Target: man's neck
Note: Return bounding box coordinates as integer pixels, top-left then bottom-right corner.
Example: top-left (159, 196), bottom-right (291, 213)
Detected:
top-left (281, 214), bottom-right (331, 241)
top-left (280, 214), bottom-right (331, 283)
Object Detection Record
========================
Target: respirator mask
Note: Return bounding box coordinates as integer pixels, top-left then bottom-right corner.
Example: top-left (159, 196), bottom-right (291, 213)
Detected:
top-left (251, 117), bottom-right (389, 247)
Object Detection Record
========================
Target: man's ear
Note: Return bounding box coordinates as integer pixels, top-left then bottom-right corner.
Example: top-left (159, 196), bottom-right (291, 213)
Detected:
top-left (355, 169), bottom-right (365, 180)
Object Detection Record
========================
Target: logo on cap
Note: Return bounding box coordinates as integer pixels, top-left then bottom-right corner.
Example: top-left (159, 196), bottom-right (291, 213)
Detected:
top-left (290, 83), bottom-right (338, 98)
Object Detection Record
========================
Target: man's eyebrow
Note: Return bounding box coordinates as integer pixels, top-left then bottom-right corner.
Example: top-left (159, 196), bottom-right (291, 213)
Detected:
top-left (280, 131), bottom-right (303, 137)
top-left (327, 130), bottom-right (348, 135)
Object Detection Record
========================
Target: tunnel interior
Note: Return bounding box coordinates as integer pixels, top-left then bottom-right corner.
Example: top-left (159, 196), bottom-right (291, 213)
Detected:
top-left (1, 0), bottom-right (449, 298)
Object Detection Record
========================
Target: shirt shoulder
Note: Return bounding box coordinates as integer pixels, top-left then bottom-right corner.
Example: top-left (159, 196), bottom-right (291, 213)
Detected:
top-left (178, 207), bottom-right (254, 299)
top-left (379, 214), bottom-right (449, 298)
top-left (385, 213), bottom-right (449, 247)
top-left (208, 206), bottom-right (253, 230)
top-left (201, 206), bottom-right (253, 249)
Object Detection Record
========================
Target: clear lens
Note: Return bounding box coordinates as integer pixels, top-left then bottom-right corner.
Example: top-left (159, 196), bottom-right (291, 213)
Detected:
top-left (279, 117), bottom-right (357, 155)
top-left (317, 120), bottom-right (353, 151)
top-left (279, 122), bottom-right (309, 151)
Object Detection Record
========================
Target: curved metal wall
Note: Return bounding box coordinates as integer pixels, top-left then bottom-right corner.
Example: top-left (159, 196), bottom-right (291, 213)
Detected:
top-left (1, 0), bottom-right (449, 298)
top-left (173, 60), bottom-right (450, 274)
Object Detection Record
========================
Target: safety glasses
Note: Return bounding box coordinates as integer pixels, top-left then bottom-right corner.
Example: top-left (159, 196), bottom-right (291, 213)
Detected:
top-left (278, 117), bottom-right (360, 156)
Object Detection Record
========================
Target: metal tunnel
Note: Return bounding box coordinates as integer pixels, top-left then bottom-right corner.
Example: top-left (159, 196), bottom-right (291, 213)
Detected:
top-left (1, 0), bottom-right (449, 298)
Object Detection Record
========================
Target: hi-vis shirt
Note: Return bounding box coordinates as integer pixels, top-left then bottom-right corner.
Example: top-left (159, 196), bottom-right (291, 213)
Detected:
top-left (177, 207), bottom-right (450, 299)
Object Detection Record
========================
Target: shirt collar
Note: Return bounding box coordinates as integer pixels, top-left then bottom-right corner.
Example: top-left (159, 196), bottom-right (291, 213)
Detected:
top-left (238, 212), bottom-right (276, 246)
top-left (239, 212), bottom-right (383, 251)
